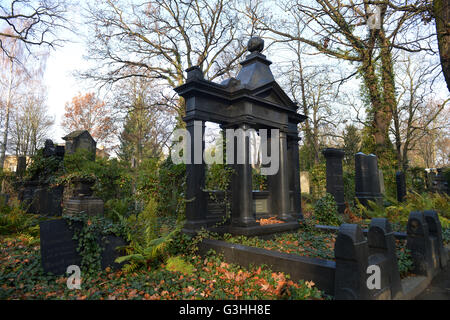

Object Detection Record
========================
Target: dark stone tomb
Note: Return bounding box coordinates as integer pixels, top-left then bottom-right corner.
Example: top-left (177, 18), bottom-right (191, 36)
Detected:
top-left (174, 36), bottom-right (306, 236)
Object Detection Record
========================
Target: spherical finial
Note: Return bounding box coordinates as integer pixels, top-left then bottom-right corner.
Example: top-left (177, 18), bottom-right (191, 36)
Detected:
top-left (247, 36), bottom-right (264, 53)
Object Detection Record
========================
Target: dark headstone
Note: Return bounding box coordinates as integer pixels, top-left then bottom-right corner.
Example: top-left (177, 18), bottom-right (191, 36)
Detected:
top-left (423, 210), bottom-right (448, 269)
top-left (406, 211), bottom-right (435, 277)
top-left (62, 130), bottom-right (97, 161)
top-left (40, 219), bottom-right (127, 275)
top-left (355, 153), bottom-right (383, 207)
top-left (34, 185), bottom-right (64, 216)
top-left (100, 235), bottom-right (127, 270)
top-left (40, 219), bottom-right (82, 275)
top-left (368, 218), bottom-right (402, 299)
top-left (432, 168), bottom-right (449, 195)
top-left (396, 171), bottom-right (406, 202)
top-left (334, 224), bottom-right (370, 300)
top-left (322, 148), bottom-right (345, 213)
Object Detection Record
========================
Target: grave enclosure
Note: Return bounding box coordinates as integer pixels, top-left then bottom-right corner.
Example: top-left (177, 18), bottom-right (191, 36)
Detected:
top-left (175, 37), bottom-right (306, 237)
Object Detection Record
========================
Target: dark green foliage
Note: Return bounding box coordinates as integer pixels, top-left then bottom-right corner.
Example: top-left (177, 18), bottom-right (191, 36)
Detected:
top-left (396, 241), bottom-right (414, 278)
top-left (314, 193), bottom-right (343, 226)
top-left (0, 199), bottom-right (39, 236)
top-left (65, 213), bottom-right (127, 275)
top-left (343, 124), bottom-right (361, 167)
top-left (24, 150), bottom-right (64, 185)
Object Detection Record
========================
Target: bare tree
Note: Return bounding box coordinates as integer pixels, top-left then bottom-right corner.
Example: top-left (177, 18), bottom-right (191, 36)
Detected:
top-left (250, 0), bottom-right (438, 158)
top-left (0, 0), bottom-right (69, 59)
top-left (82, 0), bottom-right (250, 121)
top-left (9, 88), bottom-right (54, 157)
top-left (391, 56), bottom-right (448, 171)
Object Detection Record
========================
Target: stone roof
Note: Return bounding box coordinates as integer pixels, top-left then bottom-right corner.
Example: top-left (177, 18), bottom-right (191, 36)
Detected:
top-left (62, 130), bottom-right (93, 141)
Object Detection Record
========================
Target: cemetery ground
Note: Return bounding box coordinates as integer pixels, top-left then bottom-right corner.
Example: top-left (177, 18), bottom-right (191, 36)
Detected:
top-left (1, 195), bottom-right (448, 300)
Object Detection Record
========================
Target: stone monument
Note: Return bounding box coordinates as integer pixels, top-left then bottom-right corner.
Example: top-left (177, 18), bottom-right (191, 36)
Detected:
top-left (322, 148), bottom-right (345, 213)
top-left (63, 130), bottom-right (104, 216)
top-left (174, 37), bottom-right (307, 236)
top-left (355, 152), bottom-right (383, 207)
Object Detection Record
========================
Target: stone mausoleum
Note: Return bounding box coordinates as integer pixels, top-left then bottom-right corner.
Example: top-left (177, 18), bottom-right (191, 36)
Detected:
top-left (175, 37), bottom-right (307, 236)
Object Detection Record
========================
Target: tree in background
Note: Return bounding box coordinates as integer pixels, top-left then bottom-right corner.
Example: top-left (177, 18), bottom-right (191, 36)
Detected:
top-left (82, 0), bottom-right (251, 122)
top-left (0, 0), bottom-right (69, 60)
top-left (62, 92), bottom-right (118, 148)
top-left (343, 125), bottom-right (361, 168)
top-left (391, 57), bottom-right (448, 171)
top-left (250, 0), bottom-right (438, 160)
top-left (9, 88), bottom-right (54, 157)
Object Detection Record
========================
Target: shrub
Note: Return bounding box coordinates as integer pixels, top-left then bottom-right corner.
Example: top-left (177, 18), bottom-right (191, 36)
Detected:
top-left (313, 193), bottom-right (343, 226)
top-left (0, 199), bottom-right (39, 236)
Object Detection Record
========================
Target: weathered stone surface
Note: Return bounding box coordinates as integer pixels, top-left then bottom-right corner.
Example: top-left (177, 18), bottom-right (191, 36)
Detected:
top-left (368, 218), bottom-right (403, 299)
top-left (40, 219), bottom-right (82, 275)
top-left (407, 211), bottom-right (435, 277)
top-left (423, 210), bottom-right (448, 269)
top-left (334, 224), bottom-right (370, 300)
top-left (40, 219), bottom-right (126, 275)
top-left (355, 153), bottom-right (383, 207)
top-left (322, 148), bottom-right (345, 213)
top-left (65, 197), bottom-right (104, 216)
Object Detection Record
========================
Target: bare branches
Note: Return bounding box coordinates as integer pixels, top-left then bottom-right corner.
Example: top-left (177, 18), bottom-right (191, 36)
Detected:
top-left (0, 0), bottom-right (69, 60)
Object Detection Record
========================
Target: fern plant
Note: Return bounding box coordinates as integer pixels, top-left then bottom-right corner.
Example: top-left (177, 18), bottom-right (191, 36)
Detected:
top-left (114, 198), bottom-right (183, 272)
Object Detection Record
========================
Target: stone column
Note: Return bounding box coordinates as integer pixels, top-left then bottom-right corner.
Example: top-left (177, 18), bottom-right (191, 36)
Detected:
top-left (268, 131), bottom-right (292, 221)
top-left (322, 148), bottom-right (345, 214)
top-left (288, 136), bottom-right (302, 220)
top-left (184, 120), bottom-right (207, 231)
top-left (231, 123), bottom-right (256, 227)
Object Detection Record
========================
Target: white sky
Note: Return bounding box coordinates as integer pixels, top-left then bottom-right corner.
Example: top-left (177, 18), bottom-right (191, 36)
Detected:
top-left (40, 2), bottom-right (449, 147)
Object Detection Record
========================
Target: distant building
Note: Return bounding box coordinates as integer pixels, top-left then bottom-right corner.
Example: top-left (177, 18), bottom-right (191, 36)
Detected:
top-left (2, 155), bottom-right (30, 173)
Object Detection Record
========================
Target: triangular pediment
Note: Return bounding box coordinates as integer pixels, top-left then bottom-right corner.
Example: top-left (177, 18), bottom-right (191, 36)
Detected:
top-left (253, 82), bottom-right (297, 109)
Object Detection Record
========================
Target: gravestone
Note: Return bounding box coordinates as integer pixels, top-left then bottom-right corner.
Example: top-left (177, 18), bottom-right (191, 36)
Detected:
top-left (300, 171), bottom-right (310, 194)
top-left (431, 168), bottom-right (449, 195)
top-left (396, 171), bottom-right (406, 202)
top-left (406, 211), bottom-right (434, 277)
top-left (423, 210), bottom-right (448, 269)
top-left (322, 148), bottom-right (345, 213)
top-left (63, 130), bottom-right (104, 216)
top-left (367, 218), bottom-right (402, 299)
top-left (355, 153), bottom-right (383, 207)
top-left (40, 219), bottom-right (82, 275)
top-left (40, 219), bottom-right (127, 275)
top-left (334, 224), bottom-right (370, 300)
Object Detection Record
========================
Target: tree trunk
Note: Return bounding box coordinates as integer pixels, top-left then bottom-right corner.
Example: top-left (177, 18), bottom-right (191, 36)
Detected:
top-left (434, 0), bottom-right (450, 92)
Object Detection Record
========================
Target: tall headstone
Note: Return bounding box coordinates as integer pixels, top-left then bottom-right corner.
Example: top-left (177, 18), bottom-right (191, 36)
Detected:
top-left (322, 148), bottom-right (345, 213)
top-left (396, 171), bottom-right (406, 202)
top-left (355, 152), bottom-right (383, 207)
